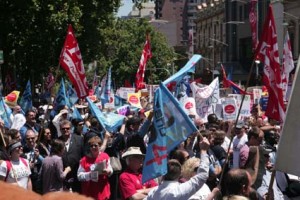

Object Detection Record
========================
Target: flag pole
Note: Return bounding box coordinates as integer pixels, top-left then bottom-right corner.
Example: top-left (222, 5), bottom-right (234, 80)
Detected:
top-left (218, 60), bottom-right (256, 187)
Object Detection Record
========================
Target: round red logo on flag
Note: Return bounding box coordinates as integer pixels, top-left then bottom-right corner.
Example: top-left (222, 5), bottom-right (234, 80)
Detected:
top-left (129, 95), bottom-right (138, 104)
top-left (6, 93), bottom-right (17, 102)
top-left (224, 105), bottom-right (235, 114)
top-left (185, 102), bottom-right (193, 109)
top-left (109, 96), bottom-right (114, 103)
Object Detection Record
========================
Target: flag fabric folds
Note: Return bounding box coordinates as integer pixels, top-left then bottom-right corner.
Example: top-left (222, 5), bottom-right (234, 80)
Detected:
top-left (19, 80), bottom-right (32, 113)
top-left (86, 97), bottom-right (125, 133)
top-left (0, 98), bottom-right (12, 128)
top-left (59, 24), bottom-right (89, 98)
top-left (53, 79), bottom-right (69, 111)
top-left (135, 35), bottom-right (152, 91)
top-left (101, 67), bottom-right (112, 105)
top-left (66, 82), bottom-right (79, 107)
top-left (221, 64), bottom-right (248, 95)
top-left (282, 31), bottom-right (294, 101)
top-left (255, 5), bottom-right (285, 122)
top-left (142, 83), bottom-right (198, 183)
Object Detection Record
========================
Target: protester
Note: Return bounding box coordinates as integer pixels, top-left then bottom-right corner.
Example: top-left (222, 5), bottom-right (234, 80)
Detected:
top-left (119, 146), bottom-right (158, 200)
top-left (37, 127), bottom-right (52, 158)
top-left (59, 119), bottom-right (84, 193)
top-left (20, 110), bottom-right (41, 145)
top-left (0, 139), bottom-right (32, 190)
top-left (77, 136), bottom-right (112, 200)
top-left (52, 109), bottom-right (69, 138)
top-left (222, 168), bottom-right (253, 198)
top-left (39, 139), bottom-right (71, 194)
top-left (231, 121), bottom-right (248, 169)
top-left (23, 129), bottom-right (43, 193)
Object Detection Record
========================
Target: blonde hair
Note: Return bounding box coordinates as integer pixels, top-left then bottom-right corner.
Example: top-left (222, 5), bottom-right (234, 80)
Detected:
top-left (181, 157), bottom-right (200, 180)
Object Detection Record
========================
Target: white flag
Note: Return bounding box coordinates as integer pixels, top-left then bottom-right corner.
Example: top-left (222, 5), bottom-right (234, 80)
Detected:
top-left (282, 31), bottom-right (294, 101)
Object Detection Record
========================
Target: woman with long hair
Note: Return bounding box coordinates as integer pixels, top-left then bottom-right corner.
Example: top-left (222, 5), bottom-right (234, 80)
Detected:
top-left (37, 127), bottom-right (52, 158)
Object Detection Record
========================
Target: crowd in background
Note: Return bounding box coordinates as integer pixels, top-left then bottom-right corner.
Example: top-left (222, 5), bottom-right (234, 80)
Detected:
top-left (0, 95), bottom-right (299, 200)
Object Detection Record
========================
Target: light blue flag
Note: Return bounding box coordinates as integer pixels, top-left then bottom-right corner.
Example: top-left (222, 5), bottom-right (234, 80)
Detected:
top-left (101, 67), bottom-right (112, 105)
top-left (86, 97), bottom-right (125, 133)
top-left (19, 80), bottom-right (32, 113)
top-left (66, 82), bottom-right (79, 107)
top-left (71, 106), bottom-right (83, 121)
top-left (53, 79), bottom-right (69, 111)
top-left (0, 98), bottom-right (12, 128)
top-left (114, 95), bottom-right (127, 107)
top-left (142, 83), bottom-right (198, 183)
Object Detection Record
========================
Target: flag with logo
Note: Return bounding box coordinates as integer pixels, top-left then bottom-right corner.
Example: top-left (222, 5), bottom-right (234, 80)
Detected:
top-left (255, 5), bottom-right (285, 122)
top-left (53, 79), bottom-right (69, 111)
top-left (135, 34), bottom-right (152, 91)
top-left (127, 92), bottom-right (142, 108)
top-left (221, 64), bottom-right (248, 94)
top-left (59, 24), bottom-right (89, 98)
top-left (19, 80), bottom-right (33, 113)
top-left (142, 83), bottom-right (198, 183)
top-left (282, 31), bottom-right (294, 101)
top-left (4, 90), bottom-right (20, 108)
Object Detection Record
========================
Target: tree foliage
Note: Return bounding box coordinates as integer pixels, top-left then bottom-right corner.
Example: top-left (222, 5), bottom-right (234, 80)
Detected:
top-left (0, 0), bottom-right (175, 92)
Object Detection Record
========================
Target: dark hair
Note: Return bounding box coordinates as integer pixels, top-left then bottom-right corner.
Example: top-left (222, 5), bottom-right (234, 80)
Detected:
top-left (51, 139), bottom-right (65, 155)
top-left (39, 127), bottom-right (51, 142)
top-left (207, 113), bottom-right (218, 124)
top-left (170, 149), bottom-right (188, 165)
top-left (7, 129), bottom-right (20, 140)
top-left (213, 130), bottom-right (226, 145)
top-left (224, 169), bottom-right (250, 196)
top-left (25, 109), bottom-right (36, 117)
top-left (164, 159), bottom-right (182, 181)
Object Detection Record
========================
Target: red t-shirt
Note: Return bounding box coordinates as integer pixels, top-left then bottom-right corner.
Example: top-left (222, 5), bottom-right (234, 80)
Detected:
top-left (119, 169), bottom-right (157, 200)
top-left (80, 152), bottom-right (110, 200)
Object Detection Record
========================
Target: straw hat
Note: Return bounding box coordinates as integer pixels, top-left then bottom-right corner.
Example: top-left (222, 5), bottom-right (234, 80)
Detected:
top-left (122, 147), bottom-right (145, 159)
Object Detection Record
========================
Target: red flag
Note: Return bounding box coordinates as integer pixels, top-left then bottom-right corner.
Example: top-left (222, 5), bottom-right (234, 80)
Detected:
top-left (282, 31), bottom-right (294, 101)
top-left (249, 0), bottom-right (258, 51)
top-left (135, 35), bottom-right (152, 91)
top-left (255, 6), bottom-right (285, 122)
top-left (59, 25), bottom-right (89, 98)
top-left (221, 64), bottom-right (230, 88)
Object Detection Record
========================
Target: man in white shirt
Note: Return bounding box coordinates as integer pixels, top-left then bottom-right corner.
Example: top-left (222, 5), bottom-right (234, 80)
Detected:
top-left (145, 138), bottom-right (210, 200)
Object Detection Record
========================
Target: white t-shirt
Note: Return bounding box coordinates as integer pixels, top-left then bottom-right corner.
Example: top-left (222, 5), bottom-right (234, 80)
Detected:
top-left (0, 158), bottom-right (31, 189)
top-left (232, 133), bottom-right (248, 169)
top-left (188, 183), bottom-right (211, 200)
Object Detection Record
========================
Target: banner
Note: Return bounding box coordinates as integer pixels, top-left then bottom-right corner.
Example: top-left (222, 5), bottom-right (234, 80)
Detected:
top-left (116, 105), bottom-right (130, 116)
top-left (275, 55), bottom-right (300, 176)
top-left (180, 97), bottom-right (198, 117)
top-left (19, 80), bottom-right (32, 113)
top-left (142, 83), bottom-right (198, 183)
top-left (222, 97), bottom-right (237, 121)
top-left (190, 77), bottom-right (220, 122)
top-left (116, 87), bottom-right (135, 99)
top-left (66, 82), bottom-right (79, 107)
top-left (59, 24), bottom-right (89, 98)
top-left (249, 0), bottom-right (258, 51)
top-left (228, 94), bottom-right (252, 120)
top-left (253, 88), bottom-right (262, 104)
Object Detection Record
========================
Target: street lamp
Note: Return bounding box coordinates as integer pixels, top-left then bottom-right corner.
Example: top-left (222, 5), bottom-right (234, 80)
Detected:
top-left (255, 59), bottom-right (261, 85)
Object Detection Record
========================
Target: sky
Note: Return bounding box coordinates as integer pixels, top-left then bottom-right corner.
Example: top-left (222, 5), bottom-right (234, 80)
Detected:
top-left (117, 0), bottom-right (134, 17)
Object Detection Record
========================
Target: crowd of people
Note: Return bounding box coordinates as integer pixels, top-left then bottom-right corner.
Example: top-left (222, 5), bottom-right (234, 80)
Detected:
top-left (0, 95), bottom-right (300, 200)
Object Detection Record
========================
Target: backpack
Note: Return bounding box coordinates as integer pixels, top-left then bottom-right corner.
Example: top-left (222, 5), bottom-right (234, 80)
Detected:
top-left (5, 158), bottom-right (28, 181)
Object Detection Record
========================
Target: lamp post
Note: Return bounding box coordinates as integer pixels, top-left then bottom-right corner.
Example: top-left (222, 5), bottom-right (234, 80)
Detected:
top-left (255, 59), bottom-right (261, 85)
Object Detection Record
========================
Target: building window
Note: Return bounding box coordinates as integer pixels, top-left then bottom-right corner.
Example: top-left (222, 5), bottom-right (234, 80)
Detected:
top-left (239, 5), bottom-right (243, 21)
top-left (244, 4), bottom-right (249, 20)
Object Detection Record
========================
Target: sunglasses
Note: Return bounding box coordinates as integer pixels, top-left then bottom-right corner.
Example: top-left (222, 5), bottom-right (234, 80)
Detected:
top-left (45, 132), bottom-right (51, 135)
top-left (90, 144), bottom-right (99, 148)
top-left (61, 127), bottom-right (70, 131)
